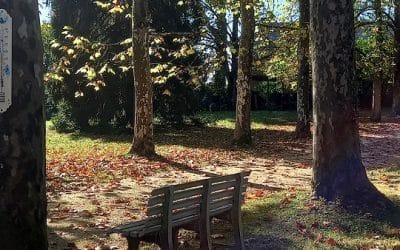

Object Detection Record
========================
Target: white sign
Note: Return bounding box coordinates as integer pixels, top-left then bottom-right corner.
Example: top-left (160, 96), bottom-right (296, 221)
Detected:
top-left (0, 9), bottom-right (12, 113)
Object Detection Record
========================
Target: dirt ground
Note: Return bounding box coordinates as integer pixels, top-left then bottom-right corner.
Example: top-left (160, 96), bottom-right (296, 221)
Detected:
top-left (47, 114), bottom-right (400, 250)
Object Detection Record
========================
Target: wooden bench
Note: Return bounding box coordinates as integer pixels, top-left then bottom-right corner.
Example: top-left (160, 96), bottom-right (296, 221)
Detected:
top-left (108, 171), bottom-right (250, 250)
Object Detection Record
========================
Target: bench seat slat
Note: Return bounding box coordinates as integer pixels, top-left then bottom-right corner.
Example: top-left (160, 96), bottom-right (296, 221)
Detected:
top-left (129, 224), bottom-right (163, 238)
top-left (172, 214), bottom-right (199, 227)
top-left (110, 216), bottom-right (162, 236)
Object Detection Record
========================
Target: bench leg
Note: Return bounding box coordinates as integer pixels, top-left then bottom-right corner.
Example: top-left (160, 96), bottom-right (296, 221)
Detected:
top-left (160, 230), bottom-right (174, 250)
top-left (172, 228), bottom-right (179, 250)
top-left (199, 218), bottom-right (212, 250)
top-left (231, 215), bottom-right (244, 250)
top-left (127, 237), bottom-right (140, 250)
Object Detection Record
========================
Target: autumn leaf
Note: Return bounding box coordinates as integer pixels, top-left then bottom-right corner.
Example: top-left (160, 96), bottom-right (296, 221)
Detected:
top-left (326, 238), bottom-right (337, 246)
top-left (380, 175), bottom-right (389, 182)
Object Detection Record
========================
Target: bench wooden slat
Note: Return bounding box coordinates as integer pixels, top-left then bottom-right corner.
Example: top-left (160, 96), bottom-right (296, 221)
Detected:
top-left (129, 224), bottom-right (163, 238)
top-left (110, 216), bottom-right (162, 236)
top-left (173, 196), bottom-right (202, 210)
top-left (172, 214), bottom-right (199, 227)
top-left (209, 174), bottom-right (241, 183)
top-left (173, 187), bottom-right (203, 200)
top-left (210, 205), bottom-right (233, 216)
top-left (210, 188), bottom-right (235, 200)
top-left (210, 197), bottom-right (233, 210)
top-left (147, 205), bottom-right (163, 217)
top-left (172, 206), bottom-right (200, 221)
top-left (211, 180), bottom-right (236, 191)
top-left (151, 178), bottom-right (206, 196)
top-left (148, 194), bottom-right (164, 207)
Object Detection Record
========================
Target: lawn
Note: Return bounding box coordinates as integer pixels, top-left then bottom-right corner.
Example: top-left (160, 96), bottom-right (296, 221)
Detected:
top-left (46, 111), bottom-right (400, 249)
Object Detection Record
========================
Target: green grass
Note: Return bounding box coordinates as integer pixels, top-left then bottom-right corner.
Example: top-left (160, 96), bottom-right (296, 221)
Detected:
top-left (242, 191), bottom-right (400, 250)
top-left (197, 110), bottom-right (297, 129)
top-left (46, 125), bottom-right (131, 158)
top-left (46, 111), bottom-right (297, 158)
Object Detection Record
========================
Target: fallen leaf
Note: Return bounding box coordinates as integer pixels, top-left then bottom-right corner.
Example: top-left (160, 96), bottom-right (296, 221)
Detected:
top-left (326, 238), bottom-right (337, 246)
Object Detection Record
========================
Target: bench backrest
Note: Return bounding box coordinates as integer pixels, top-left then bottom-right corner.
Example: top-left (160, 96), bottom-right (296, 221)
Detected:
top-left (146, 171), bottom-right (250, 228)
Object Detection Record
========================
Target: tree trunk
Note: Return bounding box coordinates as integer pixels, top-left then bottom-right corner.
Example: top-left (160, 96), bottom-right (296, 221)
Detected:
top-left (227, 13), bottom-right (239, 110)
top-left (310, 0), bottom-right (392, 207)
top-left (0, 1), bottom-right (47, 249)
top-left (295, 0), bottom-right (311, 138)
top-left (233, 0), bottom-right (255, 145)
top-left (371, 77), bottom-right (382, 122)
top-left (129, 0), bottom-right (155, 157)
top-left (371, 0), bottom-right (383, 122)
top-left (392, 1), bottom-right (400, 116)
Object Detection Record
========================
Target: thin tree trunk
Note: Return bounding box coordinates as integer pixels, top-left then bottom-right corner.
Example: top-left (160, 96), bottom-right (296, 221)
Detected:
top-left (0, 1), bottom-right (47, 248)
top-left (371, 0), bottom-right (383, 122)
top-left (129, 0), bottom-right (155, 156)
top-left (295, 0), bottom-right (311, 138)
top-left (310, 0), bottom-right (392, 208)
top-left (371, 77), bottom-right (382, 122)
top-left (227, 13), bottom-right (239, 110)
top-left (392, 0), bottom-right (400, 116)
top-left (233, 0), bottom-right (255, 145)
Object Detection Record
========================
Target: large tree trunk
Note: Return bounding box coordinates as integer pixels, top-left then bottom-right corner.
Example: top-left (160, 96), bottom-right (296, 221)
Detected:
top-left (129, 0), bottom-right (155, 157)
top-left (310, 0), bottom-right (391, 207)
top-left (0, 1), bottom-right (47, 249)
top-left (371, 0), bottom-right (383, 122)
top-left (295, 0), bottom-right (311, 138)
top-left (233, 0), bottom-right (255, 145)
top-left (393, 1), bottom-right (400, 116)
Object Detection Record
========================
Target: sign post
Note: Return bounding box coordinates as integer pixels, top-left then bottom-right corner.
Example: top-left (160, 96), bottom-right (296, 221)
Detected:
top-left (0, 9), bottom-right (12, 113)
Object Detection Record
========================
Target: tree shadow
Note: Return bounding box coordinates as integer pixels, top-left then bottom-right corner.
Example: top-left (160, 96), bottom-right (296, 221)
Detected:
top-left (153, 154), bottom-right (285, 192)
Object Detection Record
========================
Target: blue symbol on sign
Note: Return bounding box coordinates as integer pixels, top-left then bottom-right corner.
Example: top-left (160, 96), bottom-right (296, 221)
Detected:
top-left (4, 65), bottom-right (10, 76)
top-left (0, 16), bottom-right (7, 24)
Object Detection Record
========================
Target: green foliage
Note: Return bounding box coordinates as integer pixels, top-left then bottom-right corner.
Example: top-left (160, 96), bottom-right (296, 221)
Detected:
top-left (356, 29), bottom-right (393, 82)
top-left (51, 99), bottom-right (77, 133)
top-left (154, 80), bottom-right (200, 128)
top-left (45, 0), bottom-right (204, 131)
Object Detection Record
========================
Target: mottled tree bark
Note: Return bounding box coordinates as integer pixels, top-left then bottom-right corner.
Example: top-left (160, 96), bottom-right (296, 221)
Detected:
top-left (310, 0), bottom-right (391, 207)
top-left (295, 0), bottom-right (311, 138)
top-left (233, 0), bottom-right (255, 145)
top-left (393, 1), bottom-right (400, 116)
top-left (129, 0), bottom-right (155, 157)
top-left (371, 0), bottom-right (383, 122)
top-left (0, 0), bottom-right (47, 249)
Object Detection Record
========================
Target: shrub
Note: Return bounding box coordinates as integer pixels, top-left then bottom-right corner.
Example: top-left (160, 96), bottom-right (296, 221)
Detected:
top-left (51, 99), bottom-right (77, 133)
